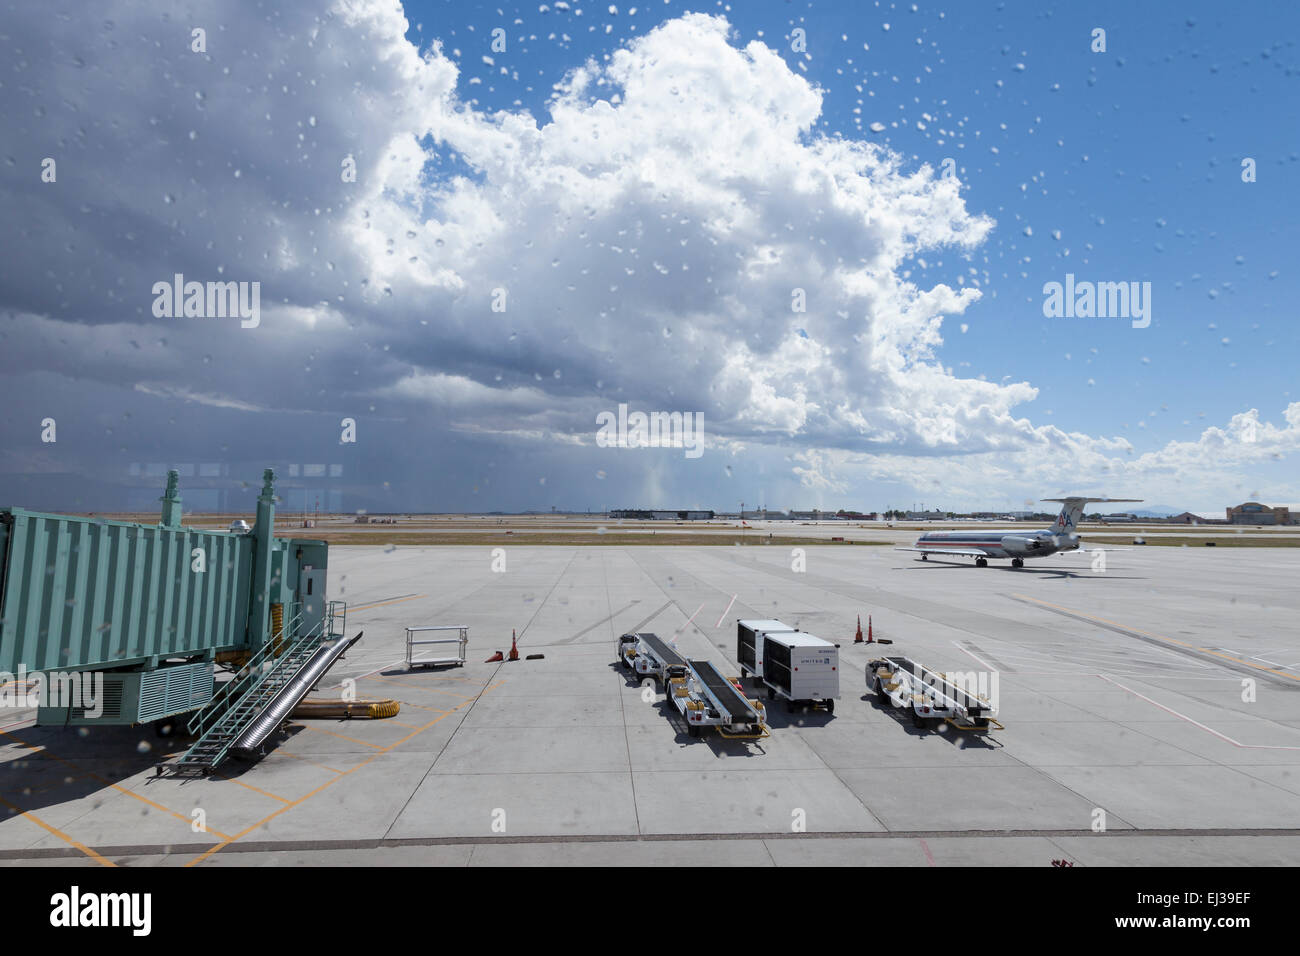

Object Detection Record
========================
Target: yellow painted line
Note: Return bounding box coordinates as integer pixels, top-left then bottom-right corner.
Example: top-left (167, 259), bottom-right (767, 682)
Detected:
top-left (0, 794), bottom-right (116, 867)
top-left (0, 731), bottom-right (235, 841)
top-left (275, 750), bottom-right (345, 774)
top-left (210, 774), bottom-right (292, 805)
top-left (1014, 593), bottom-right (1300, 684)
top-left (388, 700), bottom-right (452, 713)
top-left (184, 680), bottom-right (506, 867)
top-left (365, 674), bottom-right (474, 699)
top-left (348, 594), bottom-right (427, 614)
top-left (296, 724), bottom-right (384, 749)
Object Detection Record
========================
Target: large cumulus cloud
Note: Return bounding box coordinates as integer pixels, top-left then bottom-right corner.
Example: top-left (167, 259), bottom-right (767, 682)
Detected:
top-left (0, 2), bottom-right (1296, 512)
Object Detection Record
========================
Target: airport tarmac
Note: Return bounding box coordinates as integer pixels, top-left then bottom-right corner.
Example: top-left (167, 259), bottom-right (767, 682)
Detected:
top-left (2, 543), bottom-right (1298, 866)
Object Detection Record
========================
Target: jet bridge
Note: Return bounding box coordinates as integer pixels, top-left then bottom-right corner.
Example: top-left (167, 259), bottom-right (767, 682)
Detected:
top-left (0, 468), bottom-right (349, 771)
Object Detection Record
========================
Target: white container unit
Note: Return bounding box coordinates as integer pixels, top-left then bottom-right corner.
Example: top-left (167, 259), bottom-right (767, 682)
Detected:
top-left (760, 631), bottom-right (839, 713)
top-left (736, 619), bottom-right (797, 680)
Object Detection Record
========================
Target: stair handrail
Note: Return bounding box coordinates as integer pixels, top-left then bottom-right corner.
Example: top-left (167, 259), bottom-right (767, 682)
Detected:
top-left (188, 621), bottom-right (330, 769)
top-left (186, 606), bottom-right (306, 736)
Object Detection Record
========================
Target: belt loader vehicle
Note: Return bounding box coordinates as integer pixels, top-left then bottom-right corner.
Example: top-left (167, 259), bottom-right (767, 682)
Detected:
top-left (868, 655), bottom-right (1001, 732)
top-left (617, 632), bottom-right (687, 684)
top-left (619, 633), bottom-right (767, 738)
top-left (666, 658), bottom-right (768, 739)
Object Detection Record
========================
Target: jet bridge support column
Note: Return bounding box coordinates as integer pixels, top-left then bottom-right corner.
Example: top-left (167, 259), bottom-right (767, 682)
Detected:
top-left (248, 468), bottom-right (278, 650)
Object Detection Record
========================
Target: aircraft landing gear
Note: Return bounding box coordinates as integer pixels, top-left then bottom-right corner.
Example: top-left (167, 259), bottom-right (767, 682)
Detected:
top-left (975, 557), bottom-right (988, 567)
top-left (920, 554), bottom-right (928, 561)
top-left (1011, 558), bottom-right (1024, 568)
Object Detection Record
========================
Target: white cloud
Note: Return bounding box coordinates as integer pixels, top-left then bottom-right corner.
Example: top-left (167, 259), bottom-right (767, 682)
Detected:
top-left (1, 2), bottom-right (1296, 511)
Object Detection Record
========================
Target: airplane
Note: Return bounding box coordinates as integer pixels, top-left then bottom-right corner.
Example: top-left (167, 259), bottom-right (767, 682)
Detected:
top-left (897, 496), bottom-right (1142, 568)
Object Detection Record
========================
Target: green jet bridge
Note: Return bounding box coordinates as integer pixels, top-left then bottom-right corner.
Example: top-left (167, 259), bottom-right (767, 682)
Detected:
top-left (0, 468), bottom-right (355, 774)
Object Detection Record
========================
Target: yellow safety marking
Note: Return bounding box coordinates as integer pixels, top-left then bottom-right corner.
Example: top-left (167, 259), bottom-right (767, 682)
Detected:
top-left (389, 701), bottom-right (452, 713)
top-left (1014, 593), bottom-right (1300, 684)
top-left (296, 724), bottom-right (384, 749)
top-left (364, 674), bottom-right (476, 699)
top-left (209, 774), bottom-right (292, 804)
top-left (0, 794), bottom-right (116, 867)
top-left (0, 731), bottom-right (234, 841)
top-left (275, 750), bottom-right (345, 774)
top-left (183, 680), bottom-right (506, 866)
top-left (716, 725), bottom-right (770, 740)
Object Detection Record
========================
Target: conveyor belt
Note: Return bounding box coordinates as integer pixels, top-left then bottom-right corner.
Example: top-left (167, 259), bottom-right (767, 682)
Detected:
top-left (885, 656), bottom-right (987, 715)
top-left (688, 659), bottom-right (758, 722)
top-left (639, 633), bottom-right (686, 669)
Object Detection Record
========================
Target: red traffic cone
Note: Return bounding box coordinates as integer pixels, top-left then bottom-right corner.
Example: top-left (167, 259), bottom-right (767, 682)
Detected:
top-left (507, 629), bottom-right (519, 662)
top-left (867, 615), bottom-right (874, 644)
top-left (485, 650), bottom-right (504, 662)
top-left (854, 615), bottom-right (864, 644)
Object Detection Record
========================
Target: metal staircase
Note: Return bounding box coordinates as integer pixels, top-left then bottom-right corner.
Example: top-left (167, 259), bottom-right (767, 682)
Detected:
top-left (176, 610), bottom-right (326, 774)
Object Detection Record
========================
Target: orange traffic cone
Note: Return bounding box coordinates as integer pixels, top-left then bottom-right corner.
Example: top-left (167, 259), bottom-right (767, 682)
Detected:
top-left (507, 629), bottom-right (519, 662)
top-left (485, 650), bottom-right (504, 662)
top-left (867, 615), bottom-right (874, 644)
top-left (854, 615), bottom-right (864, 643)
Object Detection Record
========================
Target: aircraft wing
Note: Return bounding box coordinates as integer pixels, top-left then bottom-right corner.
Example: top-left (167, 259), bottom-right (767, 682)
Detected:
top-left (896, 547), bottom-right (992, 558)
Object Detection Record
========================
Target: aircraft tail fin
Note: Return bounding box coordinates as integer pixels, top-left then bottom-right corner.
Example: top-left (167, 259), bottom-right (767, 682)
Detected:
top-left (1041, 496), bottom-right (1143, 534)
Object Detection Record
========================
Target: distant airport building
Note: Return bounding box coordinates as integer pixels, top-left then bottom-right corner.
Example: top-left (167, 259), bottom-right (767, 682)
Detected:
top-left (1226, 502), bottom-right (1299, 525)
top-left (610, 509), bottom-right (715, 520)
top-left (905, 509), bottom-right (946, 521)
top-left (1166, 511), bottom-right (1227, 525)
top-left (1100, 513), bottom-right (1140, 523)
top-left (788, 510), bottom-right (878, 520)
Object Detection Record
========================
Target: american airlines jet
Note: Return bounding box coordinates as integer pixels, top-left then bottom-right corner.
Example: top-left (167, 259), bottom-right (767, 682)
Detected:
top-left (898, 497), bottom-right (1142, 568)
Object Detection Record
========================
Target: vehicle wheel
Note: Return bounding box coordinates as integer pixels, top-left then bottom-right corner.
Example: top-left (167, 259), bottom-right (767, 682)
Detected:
top-left (1012, 558), bottom-right (1024, 568)
top-left (911, 710), bottom-right (926, 729)
top-left (873, 677), bottom-right (884, 699)
top-left (920, 554), bottom-right (928, 561)
top-left (976, 558), bottom-right (988, 567)
top-left (826, 699), bottom-right (835, 714)
top-left (687, 723), bottom-right (700, 738)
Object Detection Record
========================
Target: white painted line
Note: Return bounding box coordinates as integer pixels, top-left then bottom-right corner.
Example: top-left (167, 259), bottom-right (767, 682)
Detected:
top-left (953, 640), bottom-right (997, 672)
top-left (1097, 674), bottom-right (1300, 751)
top-left (325, 658), bottom-right (406, 689)
top-left (674, 603), bottom-right (704, 636)
top-left (714, 594), bottom-right (737, 629)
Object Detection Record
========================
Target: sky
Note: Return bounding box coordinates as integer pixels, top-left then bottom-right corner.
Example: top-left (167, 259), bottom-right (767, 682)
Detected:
top-left (1, 0), bottom-right (1297, 515)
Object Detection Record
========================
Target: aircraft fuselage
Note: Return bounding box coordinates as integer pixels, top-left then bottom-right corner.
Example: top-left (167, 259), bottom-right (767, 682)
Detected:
top-left (913, 529), bottom-right (1080, 559)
